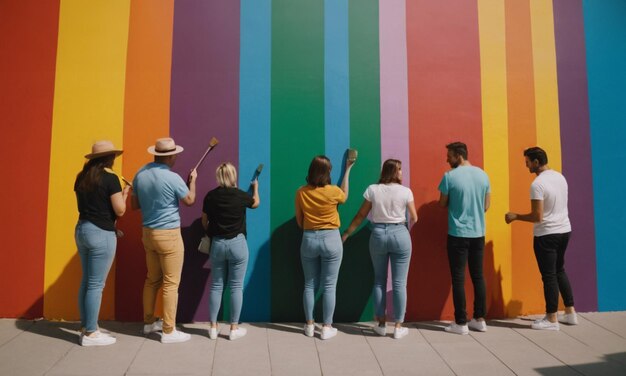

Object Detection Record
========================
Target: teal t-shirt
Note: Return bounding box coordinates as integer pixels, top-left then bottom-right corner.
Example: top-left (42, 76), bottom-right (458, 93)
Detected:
top-left (438, 165), bottom-right (490, 238)
top-left (133, 162), bottom-right (189, 229)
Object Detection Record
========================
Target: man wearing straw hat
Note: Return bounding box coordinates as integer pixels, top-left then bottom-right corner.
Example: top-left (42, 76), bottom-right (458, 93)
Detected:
top-left (132, 137), bottom-right (197, 344)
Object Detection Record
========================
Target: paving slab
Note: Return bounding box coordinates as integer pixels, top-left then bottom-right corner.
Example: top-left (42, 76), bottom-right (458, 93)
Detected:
top-left (212, 323), bottom-right (271, 376)
top-left (46, 322), bottom-right (145, 376)
top-left (417, 321), bottom-right (515, 376)
top-left (0, 319), bottom-right (32, 347)
top-left (315, 323), bottom-right (382, 376)
top-left (580, 312), bottom-right (626, 339)
top-left (264, 323), bottom-right (321, 376)
top-left (126, 323), bottom-right (215, 376)
top-left (364, 323), bottom-right (454, 376)
top-left (559, 314), bottom-right (626, 366)
top-left (0, 320), bottom-right (76, 376)
top-left (515, 316), bottom-right (626, 376)
top-left (471, 319), bottom-right (576, 376)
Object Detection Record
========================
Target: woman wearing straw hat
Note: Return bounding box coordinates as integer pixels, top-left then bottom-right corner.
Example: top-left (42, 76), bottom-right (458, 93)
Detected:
top-left (202, 163), bottom-right (260, 340)
top-left (74, 140), bottom-right (130, 346)
top-left (132, 137), bottom-right (197, 344)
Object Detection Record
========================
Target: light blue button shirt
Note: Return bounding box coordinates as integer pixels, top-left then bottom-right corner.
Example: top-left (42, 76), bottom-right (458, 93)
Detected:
top-left (438, 165), bottom-right (490, 238)
top-left (133, 162), bottom-right (189, 229)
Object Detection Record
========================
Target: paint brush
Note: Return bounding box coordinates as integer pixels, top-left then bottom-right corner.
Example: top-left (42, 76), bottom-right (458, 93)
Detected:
top-left (193, 137), bottom-right (219, 171)
top-left (104, 167), bottom-right (132, 188)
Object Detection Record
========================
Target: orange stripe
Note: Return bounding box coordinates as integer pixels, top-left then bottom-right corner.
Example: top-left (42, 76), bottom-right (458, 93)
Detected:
top-left (116, 0), bottom-right (174, 321)
top-left (505, 0), bottom-right (543, 315)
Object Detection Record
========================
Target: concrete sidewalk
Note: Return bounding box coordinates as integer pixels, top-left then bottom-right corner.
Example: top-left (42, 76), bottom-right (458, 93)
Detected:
top-left (1, 312), bottom-right (625, 376)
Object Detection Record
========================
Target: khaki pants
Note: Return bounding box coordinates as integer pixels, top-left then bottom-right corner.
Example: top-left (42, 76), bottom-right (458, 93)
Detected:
top-left (142, 227), bottom-right (184, 334)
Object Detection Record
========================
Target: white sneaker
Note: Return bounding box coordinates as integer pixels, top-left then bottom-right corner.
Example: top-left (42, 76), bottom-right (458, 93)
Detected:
top-left (558, 313), bottom-right (578, 325)
top-left (161, 329), bottom-right (191, 343)
top-left (80, 331), bottom-right (116, 346)
top-left (393, 327), bottom-right (408, 339)
top-left (445, 323), bottom-right (469, 335)
top-left (143, 319), bottom-right (163, 334)
top-left (208, 327), bottom-right (218, 340)
top-left (304, 324), bottom-right (315, 337)
top-left (531, 318), bottom-right (560, 331)
top-left (468, 318), bottom-right (487, 332)
top-left (320, 326), bottom-right (338, 340)
top-left (229, 327), bottom-right (247, 341)
top-left (373, 324), bottom-right (386, 336)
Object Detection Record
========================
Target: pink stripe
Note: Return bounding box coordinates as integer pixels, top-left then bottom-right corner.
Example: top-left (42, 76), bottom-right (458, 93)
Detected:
top-left (380, 0), bottom-right (410, 317)
top-left (379, 0), bottom-right (410, 187)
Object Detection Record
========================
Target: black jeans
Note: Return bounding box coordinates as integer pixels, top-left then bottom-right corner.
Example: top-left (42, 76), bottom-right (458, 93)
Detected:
top-left (533, 232), bottom-right (574, 313)
top-left (447, 235), bottom-right (486, 325)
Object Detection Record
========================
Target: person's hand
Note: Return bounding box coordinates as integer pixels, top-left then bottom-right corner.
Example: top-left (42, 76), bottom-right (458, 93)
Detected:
top-left (341, 233), bottom-right (349, 243)
top-left (346, 158), bottom-right (355, 169)
top-left (188, 168), bottom-right (198, 182)
top-left (504, 212), bottom-right (516, 224)
top-left (250, 179), bottom-right (258, 188)
top-left (122, 185), bottom-right (131, 199)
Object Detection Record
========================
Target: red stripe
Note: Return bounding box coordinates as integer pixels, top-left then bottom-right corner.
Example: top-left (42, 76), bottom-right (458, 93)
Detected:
top-left (406, 0), bottom-right (483, 320)
top-left (0, 0), bottom-right (60, 318)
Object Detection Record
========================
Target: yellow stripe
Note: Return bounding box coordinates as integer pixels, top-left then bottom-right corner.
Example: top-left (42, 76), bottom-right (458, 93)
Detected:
top-left (477, 0), bottom-right (513, 313)
top-left (44, 0), bottom-right (130, 320)
top-left (530, 0), bottom-right (562, 170)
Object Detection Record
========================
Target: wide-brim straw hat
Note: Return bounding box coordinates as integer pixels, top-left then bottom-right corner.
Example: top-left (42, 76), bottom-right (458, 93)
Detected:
top-left (85, 140), bottom-right (123, 159)
top-left (148, 137), bottom-right (184, 156)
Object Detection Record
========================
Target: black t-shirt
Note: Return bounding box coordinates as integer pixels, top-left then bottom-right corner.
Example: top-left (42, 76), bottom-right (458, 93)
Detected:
top-left (74, 171), bottom-right (122, 231)
top-left (203, 187), bottom-right (254, 239)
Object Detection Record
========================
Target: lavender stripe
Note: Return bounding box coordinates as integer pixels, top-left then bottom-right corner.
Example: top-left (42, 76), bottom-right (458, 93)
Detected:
top-left (170, 0), bottom-right (241, 322)
top-left (553, 0), bottom-right (597, 311)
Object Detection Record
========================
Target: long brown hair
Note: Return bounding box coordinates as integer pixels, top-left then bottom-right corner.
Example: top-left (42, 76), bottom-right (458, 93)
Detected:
top-left (378, 159), bottom-right (402, 184)
top-left (306, 155), bottom-right (332, 187)
top-left (76, 154), bottom-right (116, 192)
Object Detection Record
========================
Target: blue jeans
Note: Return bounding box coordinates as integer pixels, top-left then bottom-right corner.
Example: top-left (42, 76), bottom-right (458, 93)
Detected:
top-left (209, 234), bottom-right (249, 324)
top-left (300, 229), bottom-right (343, 325)
top-left (370, 223), bottom-right (412, 322)
top-left (75, 220), bottom-right (116, 332)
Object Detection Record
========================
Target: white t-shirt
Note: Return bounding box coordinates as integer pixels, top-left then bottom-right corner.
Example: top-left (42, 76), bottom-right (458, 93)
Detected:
top-left (363, 183), bottom-right (414, 223)
top-left (530, 169), bottom-right (571, 236)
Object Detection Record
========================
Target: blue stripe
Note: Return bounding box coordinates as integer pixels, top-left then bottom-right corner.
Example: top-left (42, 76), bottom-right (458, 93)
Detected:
top-left (583, 0), bottom-right (626, 311)
top-left (239, 0), bottom-right (271, 321)
top-left (325, 0), bottom-right (350, 183)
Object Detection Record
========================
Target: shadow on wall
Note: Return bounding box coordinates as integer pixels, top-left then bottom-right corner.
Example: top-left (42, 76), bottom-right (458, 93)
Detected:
top-left (178, 218), bottom-right (211, 322)
top-left (270, 218), bottom-right (304, 322)
top-left (407, 201), bottom-right (451, 320)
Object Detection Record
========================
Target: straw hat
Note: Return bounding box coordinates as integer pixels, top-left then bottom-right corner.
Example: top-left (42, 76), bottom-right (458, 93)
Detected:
top-left (85, 140), bottom-right (123, 159)
top-left (148, 137), bottom-right (184, 156)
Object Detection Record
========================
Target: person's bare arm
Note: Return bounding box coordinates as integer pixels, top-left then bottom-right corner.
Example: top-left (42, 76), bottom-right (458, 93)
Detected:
top-left (484, 192), bottom-right (491, 212)
top-left (341, 200), bottom-right (372, 242)
top-left (505, 199), bottom-right (543, 224)
top-left (111, 185), bottom-right (131, 217)
top-left (181, 169), bottom-right (197, 206)
top-left (438, 192), bottom-right (449, 208)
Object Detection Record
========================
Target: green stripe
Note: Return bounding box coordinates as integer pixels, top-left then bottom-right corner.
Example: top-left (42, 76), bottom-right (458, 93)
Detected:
top-left (270, 0), bottom-right (325, 321)
top-left (335, 0), bottom-right (381, 322)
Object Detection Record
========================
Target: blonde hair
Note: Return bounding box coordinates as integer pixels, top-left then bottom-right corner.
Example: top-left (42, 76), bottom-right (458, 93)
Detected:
top-left (216, 162), bottom-right (238, 188)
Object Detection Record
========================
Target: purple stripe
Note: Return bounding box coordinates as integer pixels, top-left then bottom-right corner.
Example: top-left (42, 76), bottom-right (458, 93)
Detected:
top-left (170, 0), bottom-right (240, 322)
top-left (553, 0), bottom-right (597, 311)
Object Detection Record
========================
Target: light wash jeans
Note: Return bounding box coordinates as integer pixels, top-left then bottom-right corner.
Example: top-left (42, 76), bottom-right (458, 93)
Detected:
top-left (369, 223), bottom-right (412, 322)
top-left (300, 229), bottom-right (343, 325)
top-left (209, 233), bottom-right (249, 324)
top-left (75, 220), bottom-right (116, 333)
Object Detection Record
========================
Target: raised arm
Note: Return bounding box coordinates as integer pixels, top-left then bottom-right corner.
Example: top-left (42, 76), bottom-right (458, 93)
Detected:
top-left (181, 168), bottom-right (197, 206)
top-left (340, 159), bottom-right (355, 200)
top-left (250, 180), bottom-right (260, 209)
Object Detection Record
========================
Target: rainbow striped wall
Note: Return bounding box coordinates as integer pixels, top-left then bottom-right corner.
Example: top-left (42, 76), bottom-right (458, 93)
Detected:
top-left (1, 0), bottom-right (625, 322)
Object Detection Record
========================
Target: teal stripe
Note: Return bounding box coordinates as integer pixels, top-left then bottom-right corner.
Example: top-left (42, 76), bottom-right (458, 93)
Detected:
top-left (270, 0), bottom-right (325, 321)
top-left (583, 0), bottom-right (626, 311)
top-left (239, 0), bottom-right (271, 321)
top-left (335, 0), bottom-right (381, 322)
top-left (325, 0), bottom-right (350, 184)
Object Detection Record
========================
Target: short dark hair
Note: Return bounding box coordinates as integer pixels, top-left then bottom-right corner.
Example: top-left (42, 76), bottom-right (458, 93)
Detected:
top-left (378, 159), bottom-right (402, 184)
top-left (524, 147), bottom-right (548, 166)
top-left (306, 155), bottom-right (332, 187)
top-left (446, 142), bottom-right (468, 159)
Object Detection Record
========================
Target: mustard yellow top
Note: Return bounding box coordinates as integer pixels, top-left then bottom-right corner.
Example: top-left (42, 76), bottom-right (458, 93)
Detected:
top-left (295, 185), bottom-right (347, 230)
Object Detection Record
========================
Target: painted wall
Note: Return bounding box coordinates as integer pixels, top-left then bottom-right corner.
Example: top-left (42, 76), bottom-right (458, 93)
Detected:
top-left (1, 0), bottom-right (624, 322)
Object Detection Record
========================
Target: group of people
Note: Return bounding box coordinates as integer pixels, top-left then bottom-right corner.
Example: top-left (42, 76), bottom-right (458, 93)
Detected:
top-left (73, 137), bottom-right (577, 347)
